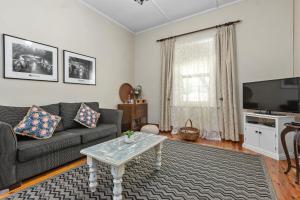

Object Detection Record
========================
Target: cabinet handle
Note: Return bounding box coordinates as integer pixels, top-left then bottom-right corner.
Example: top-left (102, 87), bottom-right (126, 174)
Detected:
top-left (259, 131), bottom-right (262, 134)
top-left (255, 130), bottom-right (258, 133)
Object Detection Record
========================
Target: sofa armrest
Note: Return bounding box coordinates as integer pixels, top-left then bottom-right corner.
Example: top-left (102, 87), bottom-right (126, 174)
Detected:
top-left (98, 109), bottom-right (123, 137)
top-left (0, 121), bottom-right (17, 190)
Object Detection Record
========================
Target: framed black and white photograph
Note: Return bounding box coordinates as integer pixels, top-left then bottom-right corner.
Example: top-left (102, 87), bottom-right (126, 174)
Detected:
top-left (3, 34), bottom-right (58, 82)
top-left (63, 50), bottom-right (96, 85)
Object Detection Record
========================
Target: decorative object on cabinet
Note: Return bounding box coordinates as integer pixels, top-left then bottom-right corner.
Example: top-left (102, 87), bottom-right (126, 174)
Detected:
top-left (135, 99), bottom-right (146, 104)
top-left (281, 123), bottom-right (300, 184)
top-left (63, 50), bottom-right (96, 85)
top-left (3, 34), bottom-right (58, 82)
top-left (242, 112), bottom-right (295, 160)
top-left (133, 85), bottom-right (142, 99)
top-left (118, 103), bottom-right (147, 131)
top-left (119, 83), bottom-right (134, 103)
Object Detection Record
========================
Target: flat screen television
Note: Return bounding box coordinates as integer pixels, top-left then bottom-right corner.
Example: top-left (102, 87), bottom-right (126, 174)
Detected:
top-left (243, 77), bottom-right (300, 113)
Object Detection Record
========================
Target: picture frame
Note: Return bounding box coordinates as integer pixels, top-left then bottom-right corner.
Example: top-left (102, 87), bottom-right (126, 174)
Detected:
top-left (3, 34), bottom-right (58, 82)
top-left (63, 50), bottom-right (96, 85)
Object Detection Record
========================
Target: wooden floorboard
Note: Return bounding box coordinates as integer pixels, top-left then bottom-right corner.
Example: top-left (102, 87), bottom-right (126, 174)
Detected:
top-left (1, 133), bottom-right (300, 200)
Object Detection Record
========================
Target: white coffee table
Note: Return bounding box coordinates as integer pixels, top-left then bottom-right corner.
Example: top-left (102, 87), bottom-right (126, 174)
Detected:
top-left (80, 132), bottom-right (167, 200)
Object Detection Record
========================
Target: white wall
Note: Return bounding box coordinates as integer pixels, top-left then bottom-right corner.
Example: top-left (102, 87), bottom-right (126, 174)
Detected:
top-left (0, 0), bottom-right (134, 108)
top-left (134, 0), bottom-right (294, 124)
top-left (295, 0), bottom-right (300, 75)
top-left (0, 0), bottom-right (296, 125)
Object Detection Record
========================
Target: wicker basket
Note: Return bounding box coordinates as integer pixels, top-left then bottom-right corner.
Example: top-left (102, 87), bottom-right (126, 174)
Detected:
top-left (177, 119), bottom-right (200, 141)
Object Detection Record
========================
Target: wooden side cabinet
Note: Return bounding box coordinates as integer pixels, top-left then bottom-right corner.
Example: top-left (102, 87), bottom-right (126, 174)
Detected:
top-left (117, 103), bottom-right (148, 132)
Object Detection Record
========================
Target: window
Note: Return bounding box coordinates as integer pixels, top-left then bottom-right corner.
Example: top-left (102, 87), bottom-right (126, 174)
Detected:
top-left (172, 31), bottom-right (217, 107)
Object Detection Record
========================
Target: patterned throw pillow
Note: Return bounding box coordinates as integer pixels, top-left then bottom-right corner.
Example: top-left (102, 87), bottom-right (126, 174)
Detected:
top-left (74, 103), bottom-right (100, 128)
top-left (14, 105), bottom-right (61, 139)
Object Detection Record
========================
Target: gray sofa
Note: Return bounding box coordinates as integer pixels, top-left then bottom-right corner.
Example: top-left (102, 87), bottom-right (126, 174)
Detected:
top-left (0, 102), bottom-right (123, 190)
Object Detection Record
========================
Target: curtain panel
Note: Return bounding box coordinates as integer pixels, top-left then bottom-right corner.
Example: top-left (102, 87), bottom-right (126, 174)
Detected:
top-left (159, 38), bottom-right (176, 131)
top-left (216, 25), bottom-right (240, 141)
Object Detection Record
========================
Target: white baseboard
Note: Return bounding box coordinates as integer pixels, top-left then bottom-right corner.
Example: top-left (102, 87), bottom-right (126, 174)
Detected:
top-left (242, 143), bottom-right (294, 160)
top-left (0, 189), bottom-right (8, 195)
top-left (278, 152), bottom-right (295, 160)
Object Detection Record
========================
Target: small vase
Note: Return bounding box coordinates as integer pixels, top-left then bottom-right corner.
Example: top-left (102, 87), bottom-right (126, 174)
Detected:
top-left (124, 136), bottom-right (134, 144)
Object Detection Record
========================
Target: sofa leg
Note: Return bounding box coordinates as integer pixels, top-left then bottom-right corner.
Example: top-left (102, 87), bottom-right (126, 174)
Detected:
top-left (9, 182), bottom-right (22, 191)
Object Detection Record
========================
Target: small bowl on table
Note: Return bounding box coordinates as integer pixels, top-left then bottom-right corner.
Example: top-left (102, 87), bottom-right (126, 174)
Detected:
top-left (123, 130), bottom-right (135, 144)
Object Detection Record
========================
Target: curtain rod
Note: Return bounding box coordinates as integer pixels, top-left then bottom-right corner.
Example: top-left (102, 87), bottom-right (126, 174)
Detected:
top-left (156, 20), bottom-right (241, 42)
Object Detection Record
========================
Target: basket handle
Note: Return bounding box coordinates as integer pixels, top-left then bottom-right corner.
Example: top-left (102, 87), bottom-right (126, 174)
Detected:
top-left (185, 119), bottom-right (193, 128)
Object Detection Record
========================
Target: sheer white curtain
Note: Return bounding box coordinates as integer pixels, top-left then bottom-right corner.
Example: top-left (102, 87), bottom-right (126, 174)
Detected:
top-left (171, 30), bottom-right (220, 139)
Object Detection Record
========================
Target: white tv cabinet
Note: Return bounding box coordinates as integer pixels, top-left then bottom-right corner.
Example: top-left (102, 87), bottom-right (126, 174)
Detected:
top-left (242, 112), bottom-right (295, 160)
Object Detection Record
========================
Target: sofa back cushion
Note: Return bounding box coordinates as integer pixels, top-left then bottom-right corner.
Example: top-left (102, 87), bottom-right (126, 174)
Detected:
top-left (60, 102), bottom-right (99, 130)
top-left (0, 104), bottom-right (64, 132)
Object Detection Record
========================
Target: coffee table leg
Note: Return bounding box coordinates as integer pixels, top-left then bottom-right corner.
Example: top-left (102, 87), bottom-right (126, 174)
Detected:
top-left (87, 156), bottom-right (98, 192)
top-left (155, 142), bottom-right (163, 170)
top-left (111, 164), bottom-right (125, 200)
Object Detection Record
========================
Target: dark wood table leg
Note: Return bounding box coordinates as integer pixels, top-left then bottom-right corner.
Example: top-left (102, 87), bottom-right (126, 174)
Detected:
top-left (294, 130), bottom-right (300, 184)
top-left (281, 127), bottom-right (293, 174)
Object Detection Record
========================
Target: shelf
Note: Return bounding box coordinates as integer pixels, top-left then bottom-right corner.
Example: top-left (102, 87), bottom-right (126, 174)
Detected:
top-left (246, 116), bottom-right (276, 128)
top-left (245, 123), bottom-right (276, 131)
top-left (244, 112), bottom-right (292, 119)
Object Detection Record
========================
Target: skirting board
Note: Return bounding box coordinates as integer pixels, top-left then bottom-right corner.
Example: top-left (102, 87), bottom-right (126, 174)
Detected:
top-left (242, 143), bottom-right (294, 160)
top-left (0, 189), bottom-right (8, 195)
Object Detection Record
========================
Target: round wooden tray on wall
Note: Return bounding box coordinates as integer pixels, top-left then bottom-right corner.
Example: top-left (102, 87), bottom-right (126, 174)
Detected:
top-left (119, 83), bottom-right (133, 103)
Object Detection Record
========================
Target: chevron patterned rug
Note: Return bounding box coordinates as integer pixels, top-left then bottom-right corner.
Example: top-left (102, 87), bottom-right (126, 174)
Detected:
top-left (7, 140), bottom-right (275, 200)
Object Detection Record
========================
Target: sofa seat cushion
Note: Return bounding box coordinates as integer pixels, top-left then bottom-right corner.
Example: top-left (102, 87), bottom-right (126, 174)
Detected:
top-left (66, 124), bottom-right (117, 144)
top-left (17, 131), bottom-right (81, 162)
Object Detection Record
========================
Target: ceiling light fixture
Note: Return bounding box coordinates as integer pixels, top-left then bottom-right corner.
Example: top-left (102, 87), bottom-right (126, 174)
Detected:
top-left (134, 0), bottom-right (149, 5)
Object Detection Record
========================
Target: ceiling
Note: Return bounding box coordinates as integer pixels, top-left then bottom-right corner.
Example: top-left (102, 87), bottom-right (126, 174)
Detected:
top-left (80, 0), bottom-right (241, 34)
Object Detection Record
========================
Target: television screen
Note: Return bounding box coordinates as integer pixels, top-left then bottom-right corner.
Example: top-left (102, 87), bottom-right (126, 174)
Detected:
top-left (243, 77), bottom-right (300, 113)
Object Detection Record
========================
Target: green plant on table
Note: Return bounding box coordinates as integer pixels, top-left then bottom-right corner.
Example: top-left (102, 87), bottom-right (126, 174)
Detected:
top-left (124, 130), bottom-right (134, 138)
